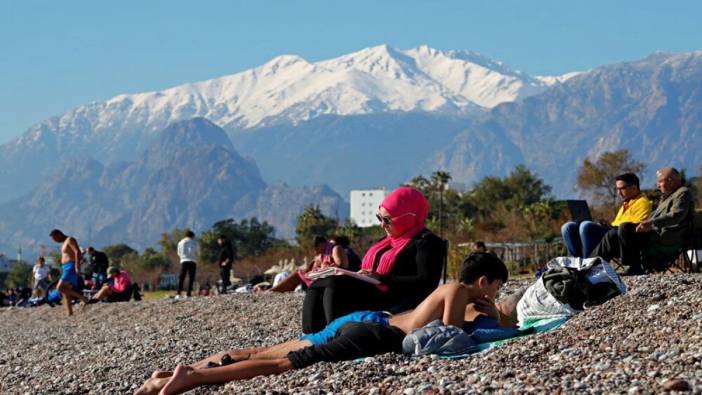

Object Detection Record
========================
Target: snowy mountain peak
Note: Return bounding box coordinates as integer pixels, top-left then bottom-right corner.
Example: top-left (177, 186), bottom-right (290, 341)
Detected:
top-left (8, 44), bottom-right (574, 159)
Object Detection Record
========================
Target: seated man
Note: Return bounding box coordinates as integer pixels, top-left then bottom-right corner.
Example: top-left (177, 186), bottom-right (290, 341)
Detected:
top-left (562, 173), bottom-right (651, 257)
top-left (87, 267), bottom-right (133, 303)
top-left (591, 167), bottom-right (694, 274)
top-left (134, 252), bottom-right (508, 395)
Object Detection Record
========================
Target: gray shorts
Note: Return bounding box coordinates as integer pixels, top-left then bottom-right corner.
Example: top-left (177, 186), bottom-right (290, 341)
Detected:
top-left (34, 278), bottom-right (50, 290)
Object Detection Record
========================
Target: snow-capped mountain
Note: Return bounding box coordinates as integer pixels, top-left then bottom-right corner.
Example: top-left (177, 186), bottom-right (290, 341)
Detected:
top-left (17, 44), bottom-right (564, 138)
top-left (0, 44), bottom-right (571, 202)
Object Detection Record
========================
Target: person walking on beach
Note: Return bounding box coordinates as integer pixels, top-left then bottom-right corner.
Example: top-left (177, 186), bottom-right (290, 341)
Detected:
top-left (217, 235), bottom-right (235, 294)
top-left (176, 230), bottom-right (199, 298)
top-left (49, 229), bottom-right (89, 315)
top-left (32, 256), bottom-right (52, 298)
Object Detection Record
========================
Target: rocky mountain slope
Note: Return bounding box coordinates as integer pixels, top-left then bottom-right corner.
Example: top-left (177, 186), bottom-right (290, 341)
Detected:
top-left (0, 45), bottom-right (566, 202)
top-left (431, 51), bottom-right (702, 196)
top-left (0, 118), bottom-right (346, 251)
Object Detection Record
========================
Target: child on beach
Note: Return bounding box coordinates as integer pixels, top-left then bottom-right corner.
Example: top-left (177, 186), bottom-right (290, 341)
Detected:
top-left (134, 252), bottom-right (508, 395)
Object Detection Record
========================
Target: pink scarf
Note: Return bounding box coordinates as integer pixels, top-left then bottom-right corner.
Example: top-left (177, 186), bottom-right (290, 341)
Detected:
top-left (361, 187), bottom-right (429, 276)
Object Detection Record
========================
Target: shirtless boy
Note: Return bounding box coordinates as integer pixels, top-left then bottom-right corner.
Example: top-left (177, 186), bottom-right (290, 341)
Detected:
top-left (49, 229), bottom-right (89, 315)
top-left (135, 252), bottom-right (508, 395)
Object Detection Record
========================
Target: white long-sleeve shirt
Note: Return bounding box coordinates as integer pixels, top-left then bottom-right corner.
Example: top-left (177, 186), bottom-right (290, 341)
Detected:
top-left (177, 237), bottom-right (199, 263)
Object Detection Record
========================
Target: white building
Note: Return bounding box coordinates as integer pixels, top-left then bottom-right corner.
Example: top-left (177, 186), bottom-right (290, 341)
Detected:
top-left (350, 189), bottom-right (390, 227)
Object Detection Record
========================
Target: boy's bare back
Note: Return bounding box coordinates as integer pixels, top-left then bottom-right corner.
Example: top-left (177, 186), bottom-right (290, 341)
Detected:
top-left (389, 283), bottom-right (473, 334)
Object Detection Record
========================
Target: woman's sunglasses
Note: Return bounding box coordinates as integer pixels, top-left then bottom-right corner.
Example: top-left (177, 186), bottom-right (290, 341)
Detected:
top-left (376, 212), bottom-right (416, 225)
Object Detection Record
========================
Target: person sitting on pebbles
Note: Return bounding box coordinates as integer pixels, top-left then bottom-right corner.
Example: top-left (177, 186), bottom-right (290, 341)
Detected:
top-left (86, 266), bottom-right (133, 304)
top-left (134, 252), bottom-right (508, 395)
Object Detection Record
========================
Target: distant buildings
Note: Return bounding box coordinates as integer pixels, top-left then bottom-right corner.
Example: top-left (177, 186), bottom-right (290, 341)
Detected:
top-left (349, 189), bottom-right (390, 227)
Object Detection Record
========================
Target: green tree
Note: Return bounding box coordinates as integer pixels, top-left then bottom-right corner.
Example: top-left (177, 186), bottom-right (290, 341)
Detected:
top-left (295, 206), bottom-right (338, 249)
top-left (576, 149), bottom-right (645, 209)
top-left (521, 199), bottom-right (565, 241)
top-left (141, 248), bottom-right (170, 271)
top-left (200, 217), bottom-right (280, 263)
top-left (103, 244), bottom-right (138, 266)
top-left (461, 166), bottom-right (550, 220)
top-left (5, 262), bottom-right (32, 288)
top-left (406, 175), bottom-right (431, 195)
top-left (337, 219), bottom-right (385, 254)
top-left (138, 248), bottom-right (170, 290)
top-left (431, 171), bottom-right (452, 237)
top-left (504, 165), bottom-right (551, 207)
top-left (158, 228), bottom-right (189, 266)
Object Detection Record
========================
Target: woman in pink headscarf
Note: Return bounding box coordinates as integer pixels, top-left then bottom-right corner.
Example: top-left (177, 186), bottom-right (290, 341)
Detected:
top-left (302, 187), bottom-right (445, 333)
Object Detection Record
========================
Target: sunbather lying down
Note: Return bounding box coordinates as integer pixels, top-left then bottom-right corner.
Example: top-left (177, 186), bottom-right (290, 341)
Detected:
top-left (134, 253), bottom-right (510, 395)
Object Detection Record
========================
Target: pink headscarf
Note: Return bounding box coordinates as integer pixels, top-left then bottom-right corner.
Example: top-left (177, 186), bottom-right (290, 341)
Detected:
top-left (361, 187), bottom-right (429, 276)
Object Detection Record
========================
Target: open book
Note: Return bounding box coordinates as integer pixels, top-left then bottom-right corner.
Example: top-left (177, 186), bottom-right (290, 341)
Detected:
top-left (306, 267), bottom-right (381, 285)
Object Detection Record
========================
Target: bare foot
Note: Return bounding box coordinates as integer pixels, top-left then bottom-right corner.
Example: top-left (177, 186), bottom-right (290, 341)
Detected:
top-left (159, 365), bottom-right (195, 395)
top-left (151, 370), bottom-right (172, 379)
top-left (134, 376), bottom-right (170, 395)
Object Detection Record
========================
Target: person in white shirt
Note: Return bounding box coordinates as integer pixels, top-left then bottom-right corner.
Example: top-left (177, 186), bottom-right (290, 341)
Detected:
top-left (176, 230), bottom-right (199, 298)
top-left (32, 256), bottom-right (52, 298)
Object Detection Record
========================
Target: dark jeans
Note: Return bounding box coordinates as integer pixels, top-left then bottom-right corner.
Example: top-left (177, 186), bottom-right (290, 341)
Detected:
top-left (561, 221), bottom-right (610, 258)
top-left (219, 267), bottom-right (231, 293)
top-left (287, 321), bottom-right (405, 369)
top-left (590, 222), bottom-right (650, 273)
top-left (302, 276), bottom-right (383, 334)
top-left (106, 285), bottom-right (133, 302)
top-left (178, 261), bottom-right (197, 296)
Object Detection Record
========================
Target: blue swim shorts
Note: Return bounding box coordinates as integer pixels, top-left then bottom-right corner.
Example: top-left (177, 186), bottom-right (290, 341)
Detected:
top-left (300, 310), bottom-right (390, 345)
top-left (59, 262), bottom-right (79, 289)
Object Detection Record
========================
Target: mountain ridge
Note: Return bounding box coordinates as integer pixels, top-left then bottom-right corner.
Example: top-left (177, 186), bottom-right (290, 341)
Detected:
top-left (0, 119), bottom-right (347, 252)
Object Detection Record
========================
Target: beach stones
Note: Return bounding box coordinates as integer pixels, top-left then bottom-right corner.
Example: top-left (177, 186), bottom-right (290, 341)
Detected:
top-left (1, 274), bottom-right (701, 393)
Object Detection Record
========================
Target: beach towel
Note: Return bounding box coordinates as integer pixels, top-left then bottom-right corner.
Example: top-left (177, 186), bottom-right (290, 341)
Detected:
top-left (402, 316), bottom-right (568, 359)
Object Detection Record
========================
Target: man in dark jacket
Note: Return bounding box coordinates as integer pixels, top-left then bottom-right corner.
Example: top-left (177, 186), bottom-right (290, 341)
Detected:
top-left (217, 235), bottom-right (236, 294)
top-left (591, 167), bottom-right (694, 274)
top-left (87, 247), bottom-right (110, 288)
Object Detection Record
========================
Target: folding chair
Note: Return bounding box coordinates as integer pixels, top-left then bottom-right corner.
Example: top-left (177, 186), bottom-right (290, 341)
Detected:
top-left (440, 239), bottom-right (450, 284)
top-left (650, 210), bottom-right (701, 273)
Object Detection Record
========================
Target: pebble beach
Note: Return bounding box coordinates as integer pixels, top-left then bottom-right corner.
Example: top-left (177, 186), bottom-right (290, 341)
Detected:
top-left (1, 273), bottom-right (701, 394)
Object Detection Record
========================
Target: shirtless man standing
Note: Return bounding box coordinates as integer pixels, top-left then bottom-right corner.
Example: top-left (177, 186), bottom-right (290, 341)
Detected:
top-left (50, 229), bottom-right (89, 315)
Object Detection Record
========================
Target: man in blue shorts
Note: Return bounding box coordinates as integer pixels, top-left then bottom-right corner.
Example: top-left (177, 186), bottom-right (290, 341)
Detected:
top-left (50, 229), bottom-right (89, 316)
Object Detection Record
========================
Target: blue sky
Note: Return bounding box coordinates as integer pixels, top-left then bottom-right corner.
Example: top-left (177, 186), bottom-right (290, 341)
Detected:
top-left (1, 0), bottom-right (700, 143)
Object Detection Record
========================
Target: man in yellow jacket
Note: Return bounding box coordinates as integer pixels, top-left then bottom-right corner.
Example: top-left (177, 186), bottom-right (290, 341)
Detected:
top-left (592, 167), bottom-right (694, 274)
top-left (562, 173), bottom-right (651, 257)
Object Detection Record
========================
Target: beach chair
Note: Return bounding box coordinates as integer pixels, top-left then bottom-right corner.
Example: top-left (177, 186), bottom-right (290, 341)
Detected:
top-left (645, 210), bottom-right (701, 273)
top-left (440, 239), bottom-right (450, 284)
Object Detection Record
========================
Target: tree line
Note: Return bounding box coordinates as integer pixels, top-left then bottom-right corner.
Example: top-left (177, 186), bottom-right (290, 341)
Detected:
top-left (3, 149), bottom-right (699, 289)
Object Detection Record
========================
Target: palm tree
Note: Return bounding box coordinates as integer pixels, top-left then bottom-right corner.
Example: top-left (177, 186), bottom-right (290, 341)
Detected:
top-left (431, 171), bottom-right (452, 237)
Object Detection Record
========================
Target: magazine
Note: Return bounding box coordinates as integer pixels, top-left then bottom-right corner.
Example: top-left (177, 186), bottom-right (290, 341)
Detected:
top-left (306, 267), bottom-right (381, 285)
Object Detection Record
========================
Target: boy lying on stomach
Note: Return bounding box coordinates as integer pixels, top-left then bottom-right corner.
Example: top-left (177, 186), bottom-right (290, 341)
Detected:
top-left (135, 252), bottom-right (508, 395)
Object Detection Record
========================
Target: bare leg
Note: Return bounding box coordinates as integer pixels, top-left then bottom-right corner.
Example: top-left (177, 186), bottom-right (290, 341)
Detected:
top-left (496, 287), bottom-right (526, 327)
top-left (58, 281), bottom-right (87, 315)
top-left (190, 339), bottom-right (310, 369)
top-left (91, 285), bottom-right (113, 302)
top-left (63, 292), bottom-right (73, 316)
top-left (159, 359), bottom-right (294, 395)
top-left (268, 272), bottom-right (301, 293)
top-left (58, 281), bottom-right (89, 303)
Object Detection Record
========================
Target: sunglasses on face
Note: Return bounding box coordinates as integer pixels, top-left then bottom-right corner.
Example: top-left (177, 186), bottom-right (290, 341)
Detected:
top-left (376, 212), bottom-right (416, 225)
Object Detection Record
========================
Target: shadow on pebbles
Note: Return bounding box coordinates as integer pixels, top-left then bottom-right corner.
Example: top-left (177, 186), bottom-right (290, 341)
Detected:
top-left (1, 274), bottom-right (701, 394)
